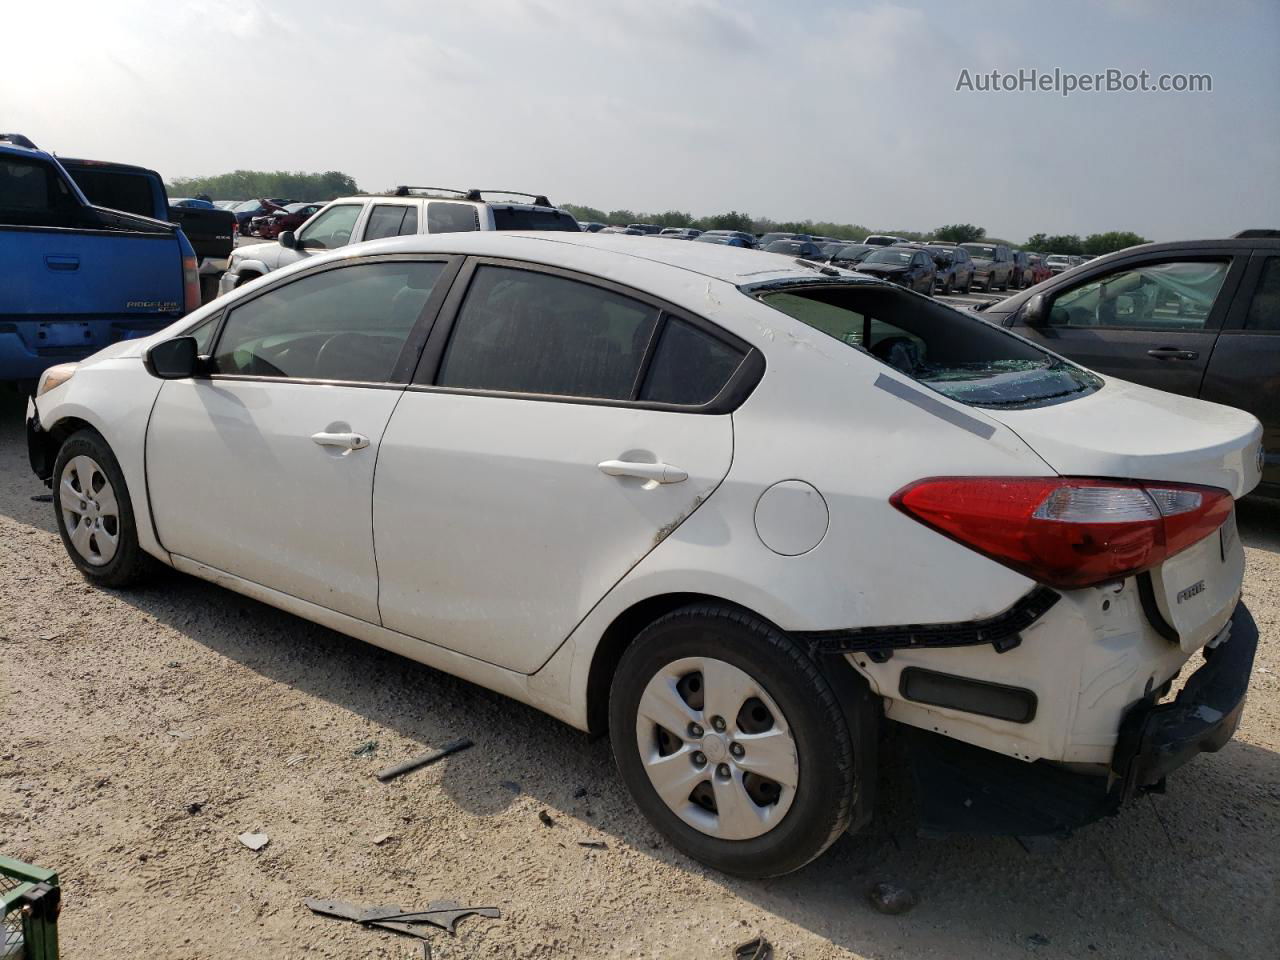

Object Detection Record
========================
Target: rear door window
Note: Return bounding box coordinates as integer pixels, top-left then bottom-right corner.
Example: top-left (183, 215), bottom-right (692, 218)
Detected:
top-left (364, 204), bottom-right (418, 241)
top-left (640, 319), bottom-right (745, 405)
top-left (756, 283), bottom-right (1101, 409)
top-left (0, 157), bottom-right (85, 227)
top-left (1049, 260), bottom-right (1230, 331)
top-left (436, 266), bottom-right (659, 400)
top-left (427, 202), bottom-right (479, 233)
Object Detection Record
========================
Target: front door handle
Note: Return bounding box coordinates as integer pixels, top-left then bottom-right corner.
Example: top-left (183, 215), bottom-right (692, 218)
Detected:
top-left (598, 460), bottom-right (688, 484)
top-left (1146, 347), bottom-right (1198, 360)
top-left (311, 431), bottom-right (370, 453)
top-left (45, 255), bottom-right (80, 271)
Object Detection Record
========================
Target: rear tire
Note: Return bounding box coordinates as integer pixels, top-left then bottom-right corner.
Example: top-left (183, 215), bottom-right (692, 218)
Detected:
top-left (609, 604), bottom-right (858, 878)
top-left (52, 429), bottom-right (152, 588)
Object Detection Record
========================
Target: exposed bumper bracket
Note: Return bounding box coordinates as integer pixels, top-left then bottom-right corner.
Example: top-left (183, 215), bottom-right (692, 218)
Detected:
top-left (800, 586), bottom-right (1060, 661)
top-left (908, 600), bottom-right (1258, 837)
top-left (1112, 600), bottom-right (1258, 803)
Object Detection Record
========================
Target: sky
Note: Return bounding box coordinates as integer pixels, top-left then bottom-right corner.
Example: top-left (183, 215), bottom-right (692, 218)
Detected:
top-left (3, 0), bottom-right (1278, 242)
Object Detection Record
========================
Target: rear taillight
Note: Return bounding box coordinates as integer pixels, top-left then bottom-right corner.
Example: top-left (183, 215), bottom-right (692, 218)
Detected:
top-left (891, 477), bottom-right (1233, 589)
top-left (182, 255), bottom-right (200, 314)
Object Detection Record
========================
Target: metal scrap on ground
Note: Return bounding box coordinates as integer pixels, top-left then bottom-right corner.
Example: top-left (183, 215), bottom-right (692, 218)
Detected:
top-left (375, 737), bottom-right (473, 782)
top-left (304, 897), bottom-right (501, 939)
top-left (733, 935), bottom-right (774, 959)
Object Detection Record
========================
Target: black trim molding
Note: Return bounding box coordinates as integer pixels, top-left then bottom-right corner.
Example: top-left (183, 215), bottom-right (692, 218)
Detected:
top-left (801, 586), bottom-right (1060, 661)
top-left (899, 667), bottom-right (1038, 724)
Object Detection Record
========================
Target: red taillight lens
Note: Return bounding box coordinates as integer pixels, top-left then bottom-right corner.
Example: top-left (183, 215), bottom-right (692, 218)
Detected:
top-left (891, 477), bottom-right (1232, 589)
top-left (182, 255), bottom-right (201, 314)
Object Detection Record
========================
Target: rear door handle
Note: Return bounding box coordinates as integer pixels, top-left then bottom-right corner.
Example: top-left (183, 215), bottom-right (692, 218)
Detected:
top-left (598, 460), bottom-right (688, 484)
top-left (311, 431), bottom-right (370, 453)
top-left (45, 255), bottom-right (80, 271)
top-left (1146, 347), bottom-right (1198, 360)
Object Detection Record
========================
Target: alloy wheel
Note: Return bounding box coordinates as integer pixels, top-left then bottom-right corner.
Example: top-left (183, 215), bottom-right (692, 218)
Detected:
top-left (59, 455), bottom-right (120, 566)
top-left (634, 656), bottom-right (799, 840)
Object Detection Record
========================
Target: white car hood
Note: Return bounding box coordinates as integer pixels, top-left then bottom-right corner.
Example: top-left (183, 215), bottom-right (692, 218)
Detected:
top-left (988, 376), bottom-right (1264, 498)
top-left (233, 241), bottom-right (290, 270)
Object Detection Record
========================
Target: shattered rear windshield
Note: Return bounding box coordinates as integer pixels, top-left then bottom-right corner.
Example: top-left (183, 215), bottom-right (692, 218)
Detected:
top-left (753, 283), bottom-right (1102, 409)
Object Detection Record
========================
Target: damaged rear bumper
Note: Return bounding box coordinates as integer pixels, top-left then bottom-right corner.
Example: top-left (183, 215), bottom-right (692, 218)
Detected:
top-left (1111, 600), bottom-right (1257, 802)
top-left (909, 601), bottom-right (1258, 837)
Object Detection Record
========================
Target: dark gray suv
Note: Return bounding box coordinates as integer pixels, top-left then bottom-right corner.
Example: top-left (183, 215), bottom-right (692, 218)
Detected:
top-left (959, 242), bottom-right (1015, 291)
top-left (974, 237), bottom-right (1280, 496)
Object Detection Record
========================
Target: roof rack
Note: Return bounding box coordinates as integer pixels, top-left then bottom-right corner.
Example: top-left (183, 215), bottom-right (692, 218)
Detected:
top-left (466, 189), bottom-right (553, 207)
top-left (392, 185), bottom-right (470, 198)
top-left (391, 186), bottom-right (553, 207)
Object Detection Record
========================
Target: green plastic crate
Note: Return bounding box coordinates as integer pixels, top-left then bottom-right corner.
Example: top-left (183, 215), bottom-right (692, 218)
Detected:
top-left (0, 857), bottom-right (59, 960)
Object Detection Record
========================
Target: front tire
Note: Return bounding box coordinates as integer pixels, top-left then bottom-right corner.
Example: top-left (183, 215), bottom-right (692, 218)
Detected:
top-left (609, 604), bottom-right (857, 878)
top-left (52, 429), bottom-right (151, 588)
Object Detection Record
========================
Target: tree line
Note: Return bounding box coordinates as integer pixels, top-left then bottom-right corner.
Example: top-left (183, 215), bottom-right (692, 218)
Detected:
top-left (563, 208), bottom-right (1148, 255)
top-left (165, 170), bottom-right (360, 202)
top-left (157, 171), bottom-right (1150, 255)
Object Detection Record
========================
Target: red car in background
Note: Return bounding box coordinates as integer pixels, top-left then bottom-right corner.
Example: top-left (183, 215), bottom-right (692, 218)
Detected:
top-left (254, 202), bottom-right (324, 240)
top-left (1027, 253), bottom-right (1053, 285)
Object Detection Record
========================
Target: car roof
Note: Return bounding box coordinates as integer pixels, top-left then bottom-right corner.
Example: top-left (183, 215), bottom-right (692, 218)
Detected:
top-left (312, 230), bottom-right (881, 289)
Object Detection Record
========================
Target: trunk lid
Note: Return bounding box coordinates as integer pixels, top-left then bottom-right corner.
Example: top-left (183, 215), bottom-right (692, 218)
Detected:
top-left (987, 375), bottom-right (1259, 651)
top-left (986, 375), bottom-right (1263, 498)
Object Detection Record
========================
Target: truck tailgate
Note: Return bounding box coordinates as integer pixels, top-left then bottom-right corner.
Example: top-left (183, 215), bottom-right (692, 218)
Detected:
top-left (2, 226), bottom-right (184, 318)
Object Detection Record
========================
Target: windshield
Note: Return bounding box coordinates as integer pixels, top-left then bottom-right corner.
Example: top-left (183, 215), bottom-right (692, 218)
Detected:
top-left (961, 244), bottom-right (997, 259)
top-left (864, 248), bottom-right (914, 265)
top-left (1046, 255), bottom-right (1070, 263)
top-left (753, 283), bottom-right (1102, 409)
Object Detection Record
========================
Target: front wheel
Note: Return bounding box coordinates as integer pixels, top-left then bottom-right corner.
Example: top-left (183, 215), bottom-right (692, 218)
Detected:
top-left (52, 429), bottom-right (152, 588)
top-left (609, 605), bottom-right (858, 878)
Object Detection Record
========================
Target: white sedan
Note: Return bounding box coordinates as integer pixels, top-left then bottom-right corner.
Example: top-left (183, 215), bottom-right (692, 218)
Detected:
top-left (28, 232), bottom-right (1264, 876)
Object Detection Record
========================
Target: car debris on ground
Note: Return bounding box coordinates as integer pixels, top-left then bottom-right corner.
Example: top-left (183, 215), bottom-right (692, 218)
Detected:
top-left (733, 934), bottom-right (774, 959)
top-left (304, 897), bottom-right (501, 940)
top-left (374, 737), bottom-right (473, 782)
top-left (867, 881), bottom-right (917, 915)
top-left (238, 832), bottom-right (270, 852)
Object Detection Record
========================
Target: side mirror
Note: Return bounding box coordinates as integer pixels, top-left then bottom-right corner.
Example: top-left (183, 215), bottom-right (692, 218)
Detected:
top-left (145, 336), bottom-right (200, 379)
top-left (279, 230), bottom-right (297, 249)
top-left (1023, 293), bottom-right (1049, 326)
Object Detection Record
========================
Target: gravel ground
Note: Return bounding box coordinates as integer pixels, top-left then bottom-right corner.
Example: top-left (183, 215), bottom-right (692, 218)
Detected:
top-left (1, 389), bottom-right (1277, 960)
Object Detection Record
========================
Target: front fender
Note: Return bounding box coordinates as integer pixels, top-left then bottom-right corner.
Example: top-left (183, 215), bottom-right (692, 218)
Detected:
top-left (229, 258), bottom-right (272, 281)
top-left (35, 359), bottom-right (169, 563)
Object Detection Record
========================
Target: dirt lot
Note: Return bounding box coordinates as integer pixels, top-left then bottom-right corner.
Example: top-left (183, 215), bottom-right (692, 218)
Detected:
top-left (1, 390), bottom-right (1277, 960)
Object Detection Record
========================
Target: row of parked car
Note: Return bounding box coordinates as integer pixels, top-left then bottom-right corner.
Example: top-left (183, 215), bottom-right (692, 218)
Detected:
top-left (575, 222), bottom-right (1098, 297)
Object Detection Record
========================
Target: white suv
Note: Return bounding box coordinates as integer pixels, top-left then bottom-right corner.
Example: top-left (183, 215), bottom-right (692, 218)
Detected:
top-left (218, 187), bottom-right (578, 294)
top-left (31, 233), bottom-right (1264, 878)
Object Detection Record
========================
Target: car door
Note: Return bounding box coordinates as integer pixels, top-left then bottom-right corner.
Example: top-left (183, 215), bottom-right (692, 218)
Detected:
top-left (145, 255), bottom-right (458, 622)
top-left (373, 259), bottom-right (752, 673)
top-left (1012, 255), bottom-right (1243, 396)
top-left (1200, 251), bottom-right (1280, 490)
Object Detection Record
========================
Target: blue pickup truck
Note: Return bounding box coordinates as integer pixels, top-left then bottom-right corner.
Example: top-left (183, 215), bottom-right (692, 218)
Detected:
top-left (0, 134), bottom-right (199, 385)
